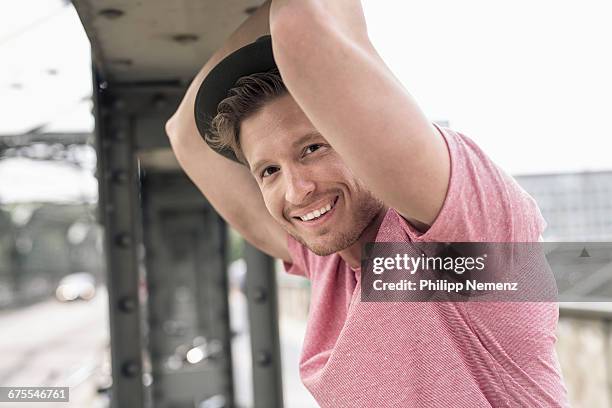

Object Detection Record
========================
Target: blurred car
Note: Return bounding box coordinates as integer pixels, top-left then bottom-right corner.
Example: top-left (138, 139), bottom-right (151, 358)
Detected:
top-left (55, 272), bottom-right (96, 302)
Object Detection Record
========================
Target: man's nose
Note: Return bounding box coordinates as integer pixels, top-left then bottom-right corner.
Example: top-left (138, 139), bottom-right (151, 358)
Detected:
top-left (284, 168), bottom-right (316, 205)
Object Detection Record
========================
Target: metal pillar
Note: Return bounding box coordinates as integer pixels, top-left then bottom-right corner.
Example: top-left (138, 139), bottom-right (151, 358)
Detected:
top-left (141, 171), bottom-right (234, 407)
top-left (94, 72), bottom-right (145, 407)
top-left (244, 244), bottom-right (284, 408)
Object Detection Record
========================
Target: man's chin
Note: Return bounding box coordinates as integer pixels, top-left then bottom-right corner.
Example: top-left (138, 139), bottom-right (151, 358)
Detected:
top-left (290, 231), bottom-right (360, 257)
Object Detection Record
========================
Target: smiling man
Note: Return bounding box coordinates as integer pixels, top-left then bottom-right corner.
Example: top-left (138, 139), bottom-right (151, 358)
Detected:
top-left (166, 1), bottom-right (568, 407)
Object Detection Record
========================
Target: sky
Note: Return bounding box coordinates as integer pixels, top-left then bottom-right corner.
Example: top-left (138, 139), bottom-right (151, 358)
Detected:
top-left (363, 0), bottom-right (612, 175)
top-left (1, 0), bottom-right (611, 202)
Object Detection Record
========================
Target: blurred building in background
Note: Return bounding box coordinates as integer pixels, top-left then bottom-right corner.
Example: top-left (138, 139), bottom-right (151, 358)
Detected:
top-left (517, 171), bottom-right (612, 241)
top-left (0, 131), bottom-right (102, 308)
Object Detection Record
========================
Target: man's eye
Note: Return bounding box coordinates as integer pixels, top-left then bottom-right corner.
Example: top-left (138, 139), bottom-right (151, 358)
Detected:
top-left (305, 144), bottom-right (323, 155)
top-left (261, 166), bottom-right (279, 178)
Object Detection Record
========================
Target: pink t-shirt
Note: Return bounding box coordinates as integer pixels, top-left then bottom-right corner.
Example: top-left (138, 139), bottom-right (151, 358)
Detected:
top-left (284, 124), bottom-right (569, 407)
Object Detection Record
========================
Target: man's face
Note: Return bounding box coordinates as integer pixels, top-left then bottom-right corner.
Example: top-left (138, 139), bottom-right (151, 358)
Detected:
top-left (240, 94), bottom-right (383, 256)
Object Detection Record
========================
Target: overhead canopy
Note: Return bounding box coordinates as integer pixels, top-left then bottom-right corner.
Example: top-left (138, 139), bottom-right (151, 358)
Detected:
top-left (72, 0), bottom-right (263, 83)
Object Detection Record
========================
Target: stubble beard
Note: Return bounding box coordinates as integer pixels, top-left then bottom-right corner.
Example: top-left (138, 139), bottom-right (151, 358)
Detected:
top-left (289, 191), bottom-right (385, 257)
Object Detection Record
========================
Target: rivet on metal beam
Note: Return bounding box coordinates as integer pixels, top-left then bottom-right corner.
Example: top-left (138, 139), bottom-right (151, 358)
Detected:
top-left (172, 34), bottom-right (199, 45)
top-left (121, 360), bottom-right (140, 377)
top-left (118, 296), bottom-right (137, 313)
top-left (99, 9), bottom-right (124, 20)
top-left (115, 233), bottom-right (132, 248)
top-left (256, 351), bottom-right (271, 367)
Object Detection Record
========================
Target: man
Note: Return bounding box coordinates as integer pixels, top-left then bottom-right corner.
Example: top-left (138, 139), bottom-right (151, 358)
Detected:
top-left (166, 1), bottom-right (569, 406)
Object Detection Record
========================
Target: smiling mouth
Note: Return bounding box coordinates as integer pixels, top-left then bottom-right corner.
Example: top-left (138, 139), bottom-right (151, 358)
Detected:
top-left (293, 196), bottom-right (339, 223)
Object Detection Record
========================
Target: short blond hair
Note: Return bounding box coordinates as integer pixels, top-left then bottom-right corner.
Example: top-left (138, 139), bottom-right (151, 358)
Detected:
top-left (206, 68), bottom-right (287, 165)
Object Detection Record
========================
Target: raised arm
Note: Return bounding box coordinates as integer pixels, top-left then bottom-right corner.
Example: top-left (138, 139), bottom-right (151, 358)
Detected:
top-left (165, 1), bottom-right (290, 262)
top-left (269, 0), bottom-right (450, 226)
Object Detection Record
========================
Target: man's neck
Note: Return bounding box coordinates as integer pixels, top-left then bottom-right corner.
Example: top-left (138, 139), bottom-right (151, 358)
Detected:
top-left (338, 206), bottom-right (389, 269)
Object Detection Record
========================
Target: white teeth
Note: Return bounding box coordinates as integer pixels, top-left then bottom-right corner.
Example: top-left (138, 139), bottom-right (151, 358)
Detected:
top-left (299, 200), bottom-right (335, 222)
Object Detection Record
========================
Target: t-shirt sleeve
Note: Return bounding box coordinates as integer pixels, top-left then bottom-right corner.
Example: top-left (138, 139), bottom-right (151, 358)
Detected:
top-left (282, 233), bottom-right (311, 279)
top-left (397, 124), bottom-right (547, 242)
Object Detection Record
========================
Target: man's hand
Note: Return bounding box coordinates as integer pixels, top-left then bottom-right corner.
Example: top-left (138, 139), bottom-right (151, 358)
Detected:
top-left (269, 0), bottom-right (450, 227)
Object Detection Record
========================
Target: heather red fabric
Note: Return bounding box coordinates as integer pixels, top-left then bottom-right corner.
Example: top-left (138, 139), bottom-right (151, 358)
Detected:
top-left (283, 124), bottom-right (569, 407)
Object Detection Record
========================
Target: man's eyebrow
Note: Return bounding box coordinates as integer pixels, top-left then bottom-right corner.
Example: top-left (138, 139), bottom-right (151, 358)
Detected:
top-left (291, 131), bottom-right (323, 148)
top-left (250, 131), bottom-right (323, 176)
